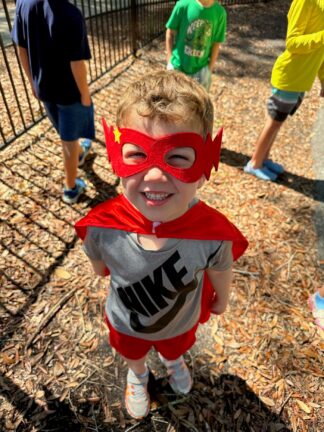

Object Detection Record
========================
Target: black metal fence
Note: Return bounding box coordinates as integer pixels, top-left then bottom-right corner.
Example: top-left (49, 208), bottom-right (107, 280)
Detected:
top-left (0, 0), bottom-right (265, 149)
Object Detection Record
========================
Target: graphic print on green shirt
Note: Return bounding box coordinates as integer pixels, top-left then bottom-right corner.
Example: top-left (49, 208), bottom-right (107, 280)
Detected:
top-left (185, 19), bottom-right (213, 58)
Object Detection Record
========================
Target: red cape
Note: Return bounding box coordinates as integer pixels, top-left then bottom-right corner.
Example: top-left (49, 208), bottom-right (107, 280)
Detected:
top-left (75, 195), bottom-right (248, 322)
top-left (75, 194), bottom-right (248, 260)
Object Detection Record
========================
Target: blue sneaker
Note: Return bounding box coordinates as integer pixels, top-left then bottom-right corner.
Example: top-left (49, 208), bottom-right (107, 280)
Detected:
top-left (264, 159), bottom-right (285, 174)
top-left (78, 139), bottom-right (92, 167)
top-left (63, 178), bottom-right (86, 204)
top-left (244, 161), bottom-right (277, 181)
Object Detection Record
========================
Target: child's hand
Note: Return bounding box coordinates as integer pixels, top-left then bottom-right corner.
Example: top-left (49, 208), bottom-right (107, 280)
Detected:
top-left (206, 267), bottom-right (233, 316)
top-left (81, 93), bottom-right (92, 107)
top-left (210, 299), bottom-right (227, 315)
top-left (320, 81), bottom-right (324, 97)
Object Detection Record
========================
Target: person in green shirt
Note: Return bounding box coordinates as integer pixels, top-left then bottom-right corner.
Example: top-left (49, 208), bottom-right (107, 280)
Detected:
top-left (166, 0), bottom-right (227, 91)
top-left (245, 0), bottom-right (324, 181)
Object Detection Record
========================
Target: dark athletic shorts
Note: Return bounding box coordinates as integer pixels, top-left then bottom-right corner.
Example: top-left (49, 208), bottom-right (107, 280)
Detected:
top-left (43, 101), bottom-right (95, 141)
top-left (267, 88), bottom-right (304, 122)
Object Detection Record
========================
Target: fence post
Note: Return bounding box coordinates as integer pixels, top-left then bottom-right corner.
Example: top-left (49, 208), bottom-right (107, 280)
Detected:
top-left (130, 0), bottom-right (139, 56)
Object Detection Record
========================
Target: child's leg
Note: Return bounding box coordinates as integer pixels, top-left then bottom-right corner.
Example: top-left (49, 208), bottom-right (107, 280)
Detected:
top-left (61, 139), bottom-right (87, 203)
top-left (123, 355), bottom-right (150, 419)
top-left (43, 102), bottom-right (83, 190)
top-left (250, 115), bottom-right (283, 169)
top-left (159, 353), bottom-right (192, 394)
top-left (308, 287), bottom-right (324, 330)
top-left (124, 355), bottom-right (148, 375)
top-left (58, 102), bottom-right (93, 196)
top-left (61, 139), bottom-right (82, 189)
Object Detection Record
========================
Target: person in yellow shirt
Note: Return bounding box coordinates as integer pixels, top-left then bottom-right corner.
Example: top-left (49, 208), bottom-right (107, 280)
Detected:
top-left (245, 0), bottom-right (324, 181)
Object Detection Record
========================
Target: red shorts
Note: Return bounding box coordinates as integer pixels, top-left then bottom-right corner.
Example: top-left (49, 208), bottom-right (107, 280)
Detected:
top-left (104, 273), bottom-right (216, 360)
top-left (105, 315), bottom-right (199, 360)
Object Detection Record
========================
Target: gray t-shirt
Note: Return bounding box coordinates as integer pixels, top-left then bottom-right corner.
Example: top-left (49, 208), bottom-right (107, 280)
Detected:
top-left (84, 227), bottom-right (232, 340)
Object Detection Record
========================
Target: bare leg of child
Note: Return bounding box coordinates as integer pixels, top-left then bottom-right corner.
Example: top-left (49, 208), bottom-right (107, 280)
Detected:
top-left (61, 139), bottom-right (82, 189)
top-left (61, 139), bottom-right (87, 204)
top-left (250, 116), bottom-right (283, 169)
top-left (244, 115), bottom-right (284, 181)
top-left (123, 356), bottom-right (150, 419)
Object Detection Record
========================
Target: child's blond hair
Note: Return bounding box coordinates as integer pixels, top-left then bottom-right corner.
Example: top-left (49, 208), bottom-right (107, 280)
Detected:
top-left (116, 70), bottom-right (214, 136)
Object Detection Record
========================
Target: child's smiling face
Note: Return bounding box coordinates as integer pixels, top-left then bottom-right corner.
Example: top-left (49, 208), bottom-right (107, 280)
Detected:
top-left (121, 111), bottom-right (205, 223)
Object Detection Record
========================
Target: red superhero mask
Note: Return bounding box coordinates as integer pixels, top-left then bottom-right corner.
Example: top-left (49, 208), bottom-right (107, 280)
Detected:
top-left (102, 119), bottom-right (223, 183)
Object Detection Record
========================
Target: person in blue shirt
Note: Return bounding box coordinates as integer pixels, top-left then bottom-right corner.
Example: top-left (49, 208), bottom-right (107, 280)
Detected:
top-left (12, 0), bottom-right (95, 204)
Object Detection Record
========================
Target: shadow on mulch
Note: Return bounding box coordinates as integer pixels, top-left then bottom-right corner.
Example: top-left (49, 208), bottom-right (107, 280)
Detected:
top-left (0, 371), bottom-right (291, 431)
top-left (77, 152), bottom-right (119, 208)
top-left (221, 148), bottom-right (324, 203)
top-left (77, 138), bottom-right (121, 209)
top-left (216, 0), bottom-right (288, 80)
top-left (0, 142), bottom-right (118, 350)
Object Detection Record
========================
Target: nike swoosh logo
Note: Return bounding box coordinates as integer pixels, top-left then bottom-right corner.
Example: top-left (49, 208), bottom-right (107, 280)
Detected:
top-left (130, 279), bottom-right (197, 333)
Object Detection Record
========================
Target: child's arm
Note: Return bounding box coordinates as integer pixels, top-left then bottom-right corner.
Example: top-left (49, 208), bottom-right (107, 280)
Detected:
top-left (70, 59), bottom-right (91, 106)
top-left (206, 267), bottom-right (233, 315)
top-left (82, 229), bottom-right (109, 276)
top-left (166, 29), bottom-right (176, 64)
top-left (318, 61), bottom-right (324, 97)
top-left (209, 43), bottom-right (220, 72)
top-left (89, 258), bottom-right (107, 277)
top-left (17, 46), bottom-right (36, 98)
top-left (285, 0), bottom-right (324, 54)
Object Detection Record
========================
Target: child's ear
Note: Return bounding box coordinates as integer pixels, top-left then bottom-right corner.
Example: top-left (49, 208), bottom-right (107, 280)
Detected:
top-left (198, 175), bottom-right (206, 189)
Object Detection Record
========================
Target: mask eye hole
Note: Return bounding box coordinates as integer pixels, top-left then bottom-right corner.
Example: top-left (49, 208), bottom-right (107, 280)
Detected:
top-left (165, 147), bottom-right (195, 169)
top-left (122, 144), bottom-right (147, 165)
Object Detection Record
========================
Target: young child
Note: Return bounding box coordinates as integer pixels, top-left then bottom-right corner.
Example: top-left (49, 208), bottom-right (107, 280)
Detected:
top-left (75, 71), bottom-right (248, 419)
top-left (12, 0), bottom-right (95, 203)
top-left (166, 0), bottom-right (227, 91)
top-left (244, 0), bottom-right (324, 181)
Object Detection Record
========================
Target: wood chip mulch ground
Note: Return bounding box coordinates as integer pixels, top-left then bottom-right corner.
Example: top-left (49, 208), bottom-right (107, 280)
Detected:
top-left (1, 1), bottom-right (323, 431)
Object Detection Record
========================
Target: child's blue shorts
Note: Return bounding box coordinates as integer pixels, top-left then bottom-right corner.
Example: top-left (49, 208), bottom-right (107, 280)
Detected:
top-left (267, 87), bottom-right (304, 122)
top-left (43, 101), bottom-right (95, 141)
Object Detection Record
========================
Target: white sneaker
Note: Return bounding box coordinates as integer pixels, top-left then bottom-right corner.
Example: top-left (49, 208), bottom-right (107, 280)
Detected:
top-left (159, 354), bottom-right (192, 394)
top-left (125, 368), bottom-right (150, 419)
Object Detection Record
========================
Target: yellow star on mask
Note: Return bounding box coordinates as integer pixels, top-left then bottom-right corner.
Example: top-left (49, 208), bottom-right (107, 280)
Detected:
top-left (113, 127), bottom-right (121, 143)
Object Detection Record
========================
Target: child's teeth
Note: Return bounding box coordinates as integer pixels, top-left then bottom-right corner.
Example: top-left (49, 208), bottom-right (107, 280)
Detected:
top-left (145, 192), bottom-right (169, 200)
